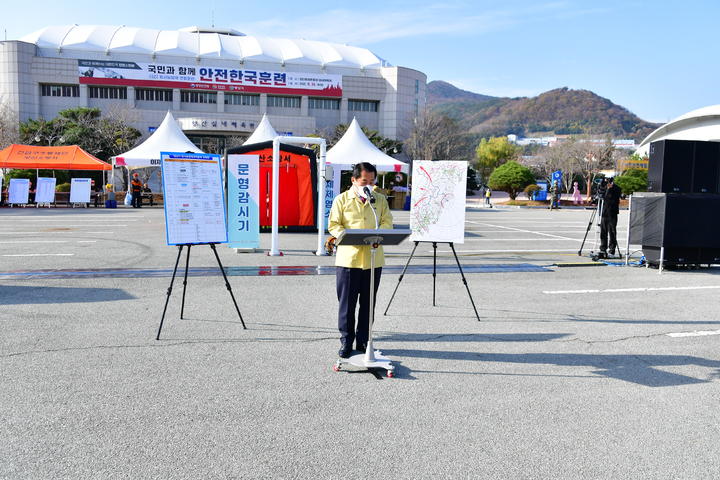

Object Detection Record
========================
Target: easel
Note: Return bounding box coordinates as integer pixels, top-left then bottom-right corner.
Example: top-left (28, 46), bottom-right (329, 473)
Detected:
top-left (384, 241), bottom-right (480, 321)
top-left (156, 243), bottom-right (246, 340)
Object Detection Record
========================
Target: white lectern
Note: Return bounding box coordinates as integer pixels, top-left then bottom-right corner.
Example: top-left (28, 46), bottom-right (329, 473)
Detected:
top-left (333, 228), bottom-right (411, 378)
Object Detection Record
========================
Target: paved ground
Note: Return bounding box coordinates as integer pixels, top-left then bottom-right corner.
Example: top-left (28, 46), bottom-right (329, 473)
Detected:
top-left (1, 203), bottom-right (720, 479)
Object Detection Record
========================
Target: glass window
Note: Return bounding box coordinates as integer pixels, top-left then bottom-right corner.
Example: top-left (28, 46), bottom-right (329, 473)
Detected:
top-left (41, 85), bottom-right (80, 97)
top-left (89, 86), bottom-right (127, 100)
top-left (268, 96), bottom-right (299, 108)
top-left (309, 98), bottom-right (339, 110)
top-left (415, 80), bottom-right (419, 93)
top-left (225, 94), bottom-right (259, 106)
top-left (348, 100), bottom-right (378, 112)
top-left (135, 89), bottom-right (172, 102)
top-left (180, 91), bottom-right (217, 104)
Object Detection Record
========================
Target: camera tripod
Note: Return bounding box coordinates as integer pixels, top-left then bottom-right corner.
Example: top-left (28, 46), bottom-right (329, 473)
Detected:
top-left (578, 193), bottom-right (623, 261)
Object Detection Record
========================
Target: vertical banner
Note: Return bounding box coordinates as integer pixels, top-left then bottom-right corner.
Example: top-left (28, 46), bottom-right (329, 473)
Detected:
top-left (35, 177), bottom-right (57, 204)
top-left (552, 170), bottom-right (562, 192)
top-left (69, 178), bottom-right (92, 203)
top-left (410, 160), bottom-right (468, 244)
top-left (8, 178), bottom-right (30, 204)
top-left (323, 166), bottom-right (339, 231)
top-left (161, 152), bottom-right (228, 246)
top-left (227, 154), bottom-right (260, 249)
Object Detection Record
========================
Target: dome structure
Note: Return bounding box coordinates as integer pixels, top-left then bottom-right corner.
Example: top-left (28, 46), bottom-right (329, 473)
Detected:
top-left (636, 105), bottom-right (720, 157)
top-left (20, 25), bottom-right (389, 77)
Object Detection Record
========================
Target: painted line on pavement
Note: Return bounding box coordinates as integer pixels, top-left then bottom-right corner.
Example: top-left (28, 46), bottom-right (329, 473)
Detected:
top-left (544, 285), bottom-right (720, 294)
top-left (0, 241), bottom-right (69, 244)
top-left (2, 254), bottom-right (75, 257)
top-left (667, 330), bottom-right (720, 338)
top-left (471, 222), bottom-right (583, 242)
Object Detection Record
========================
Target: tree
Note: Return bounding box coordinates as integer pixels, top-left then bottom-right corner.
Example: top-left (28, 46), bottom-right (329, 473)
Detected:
top-left (404, 111), bottom-right (470, 161)
top-left (19, 105), bottom-right (143, 190)
top-left (0, 94), bottom-right (21, 150)
top-left (614, 168), bottom-right (647, 196)
top-left (475, 136), bottom-right (517, 184)
top-left (487, 160), bottom-right (535, 200)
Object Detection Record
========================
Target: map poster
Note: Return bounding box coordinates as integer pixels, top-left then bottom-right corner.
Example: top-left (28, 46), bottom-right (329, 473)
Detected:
top-left (227, 154), bottom-right (260, 249)
top-left (69, 178), bottom-right (92, 203)
top-left (35, 177), bottom-right (57, 204)
top-left (410, 160), bottom-right (468, 244)
top-left (161, 152), bottom-right (228, 246)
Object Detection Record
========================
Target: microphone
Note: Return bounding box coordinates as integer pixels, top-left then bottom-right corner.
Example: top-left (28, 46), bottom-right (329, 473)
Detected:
top-left (363, 186), bottom-right (375, 203)
top-left (362, 186), bottom-right (379, 229)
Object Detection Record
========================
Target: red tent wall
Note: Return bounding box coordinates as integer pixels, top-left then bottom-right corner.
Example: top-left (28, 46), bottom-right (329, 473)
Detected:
top-left (226, 142), bottom-right (318, 232)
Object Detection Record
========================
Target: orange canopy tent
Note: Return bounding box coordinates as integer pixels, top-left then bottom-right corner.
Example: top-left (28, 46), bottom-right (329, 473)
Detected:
top-left (0, 145), bottom-right (112, 170)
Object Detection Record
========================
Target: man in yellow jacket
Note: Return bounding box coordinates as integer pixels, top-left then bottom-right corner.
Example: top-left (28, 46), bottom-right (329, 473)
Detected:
top-left (328, 162), bottom-right (393, 358)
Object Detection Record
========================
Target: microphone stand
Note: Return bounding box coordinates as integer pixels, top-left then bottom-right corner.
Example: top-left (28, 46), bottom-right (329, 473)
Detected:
top-left (363, 187), bottom-right (380, 363)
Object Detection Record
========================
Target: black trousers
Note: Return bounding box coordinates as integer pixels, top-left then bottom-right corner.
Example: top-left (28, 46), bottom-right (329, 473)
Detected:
top-left (600, 214), bottom-right (618, 254)
top-left (336, 266), bottom-right (382, 347)
top-left (132, 191), bottom-right (142, 208)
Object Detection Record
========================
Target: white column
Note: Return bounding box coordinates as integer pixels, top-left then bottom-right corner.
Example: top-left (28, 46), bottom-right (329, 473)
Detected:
top-left (126, 86), bottom-right (135, 107)
top-left (217, 91), bottom-right (224, 113)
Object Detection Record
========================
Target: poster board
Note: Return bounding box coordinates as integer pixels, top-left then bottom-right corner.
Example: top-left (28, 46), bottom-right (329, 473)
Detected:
top-left (161, 152), bottom-right (228, 245)
top-left (35, 177), bottom-right (57, 204)
top-left (70, 178), bottom-right (92, 203)
top-left (227, 154), bottom-right (260, 249)
top-left (8, 178), bottom-right (30, 204)
top-left (409, 160), bottom-right (468, 244)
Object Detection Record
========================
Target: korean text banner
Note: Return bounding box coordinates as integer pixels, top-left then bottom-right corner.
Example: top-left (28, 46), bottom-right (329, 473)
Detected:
top-left (78, 60), bottom-right (342, 97)
top-left (227, 154), bottom-right (260, 249)
top-left (161, 152), bottom-right (228, 246)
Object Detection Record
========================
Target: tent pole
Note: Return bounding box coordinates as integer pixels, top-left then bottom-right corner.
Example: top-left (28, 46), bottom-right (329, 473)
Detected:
top-left (269, 138), bottom-right (281, 256)
top-left (315, 139), bottom-right (326, 256)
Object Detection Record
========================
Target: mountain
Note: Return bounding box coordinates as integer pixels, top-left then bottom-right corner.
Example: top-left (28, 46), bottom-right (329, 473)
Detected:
top-left (426, 81), bottom-right (661, 142)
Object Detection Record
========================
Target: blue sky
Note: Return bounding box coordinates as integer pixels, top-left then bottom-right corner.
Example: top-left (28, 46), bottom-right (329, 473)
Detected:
top-left (3, 0), bottom-right (719, 124)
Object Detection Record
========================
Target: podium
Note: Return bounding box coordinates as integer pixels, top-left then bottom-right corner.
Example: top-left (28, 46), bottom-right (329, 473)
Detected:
top-left (333, 228), bottom-right (411, 378)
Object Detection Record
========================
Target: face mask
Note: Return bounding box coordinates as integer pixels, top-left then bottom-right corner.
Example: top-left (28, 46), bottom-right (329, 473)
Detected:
top-left (354, 183), bottom-right (369, 199)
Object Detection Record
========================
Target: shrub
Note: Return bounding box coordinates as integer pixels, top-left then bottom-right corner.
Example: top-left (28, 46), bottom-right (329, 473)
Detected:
top-left (56, 183), bottom-right (71, 192)
top-left (487, 161), bottom-right (535, 200)
top-left (524, 184), bottom-right (541, 200)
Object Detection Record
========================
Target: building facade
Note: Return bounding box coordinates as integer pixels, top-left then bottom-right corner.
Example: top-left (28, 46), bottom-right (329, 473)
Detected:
top-left (0, 25), bottom-right (426, 155)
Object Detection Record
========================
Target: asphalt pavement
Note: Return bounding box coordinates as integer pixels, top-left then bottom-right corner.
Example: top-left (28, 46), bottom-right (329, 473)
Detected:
top-left (1, 203), bottom-right (719, 479)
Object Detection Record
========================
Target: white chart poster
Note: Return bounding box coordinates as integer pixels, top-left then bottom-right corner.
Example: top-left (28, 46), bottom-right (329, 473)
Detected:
top-left (409, 160), bottom-right (468, 244)
top-left (161, 152), bottom-right (228, 245)
top-left (8, 178), bottom-right (30, 204)
top-left (35, 177), bottom-right (57, 204)
top-left (70, 178), bottom-right (92, 203)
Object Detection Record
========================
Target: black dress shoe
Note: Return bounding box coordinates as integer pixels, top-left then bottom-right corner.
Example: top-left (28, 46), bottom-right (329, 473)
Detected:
top-left (356, 342), bottom-right (367, 353)
top-left (338, 343), bottom-right (352, 358)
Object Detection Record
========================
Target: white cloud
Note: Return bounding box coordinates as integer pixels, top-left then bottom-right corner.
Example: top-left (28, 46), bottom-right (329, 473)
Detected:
top-left (237, 2), bottom-right (582, 45)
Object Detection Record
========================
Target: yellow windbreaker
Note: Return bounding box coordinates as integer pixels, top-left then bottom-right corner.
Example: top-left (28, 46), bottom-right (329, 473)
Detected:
top-left (328, 189), bottom-right (394, 269)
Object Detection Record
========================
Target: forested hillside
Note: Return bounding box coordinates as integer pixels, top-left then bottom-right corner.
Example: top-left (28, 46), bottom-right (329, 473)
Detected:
top-left (426, 81), bottom-right (661, 142)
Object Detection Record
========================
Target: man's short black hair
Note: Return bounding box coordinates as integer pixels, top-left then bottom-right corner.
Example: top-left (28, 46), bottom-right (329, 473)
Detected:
top-left (352, 162), bottom-right (377, 180)
top-left (607, 177), bottom-right (614, 183)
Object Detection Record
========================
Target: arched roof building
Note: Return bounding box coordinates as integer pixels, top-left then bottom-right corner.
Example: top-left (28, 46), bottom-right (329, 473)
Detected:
top-left (0, 25), bottom-right (426, 154)
top-left (636, 105), bottom-right (720, 157)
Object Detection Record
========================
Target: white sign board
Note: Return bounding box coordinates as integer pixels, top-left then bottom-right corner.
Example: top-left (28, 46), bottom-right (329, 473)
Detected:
top-left (35, 177), bottom-right (57, 204)
top-left (69, 178), bottom-right (92, 203)
top-left (409, 160), bottom-right (468, 244)
top-left (161, 152), bottom-right (228, 245)
top-left (227, 154), bottom-right (260, 249)
top-left (8, 178), bottom-right (30, 204)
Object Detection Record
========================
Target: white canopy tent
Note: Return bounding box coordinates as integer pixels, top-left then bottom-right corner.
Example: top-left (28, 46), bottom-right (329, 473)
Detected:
top-left (112, 110), bottom-right (203, 185)
top-left (326, 118), bottom-right (409, 173)
top-left (244, 114), bottom-right (279, 145)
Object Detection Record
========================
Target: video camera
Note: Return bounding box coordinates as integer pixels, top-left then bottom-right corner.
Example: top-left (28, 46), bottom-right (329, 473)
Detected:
top-left (596, 177), bottom-right (608, 198)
